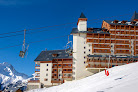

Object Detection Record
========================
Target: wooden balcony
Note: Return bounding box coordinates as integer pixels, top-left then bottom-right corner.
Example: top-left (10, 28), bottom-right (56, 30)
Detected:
top-left (63, 66), bottom-right (72, 68)
top-left (93, 49), bottom-right (110, 53)
top-left (86, 64), bottom-right (111, 68)
top-left (63, 61), bottom-right (72, 64)
top-left (52, 71), bottom-right (58, 73)
top-left (116, 36), bottom-right (130, 39)
top-left (35, 76), bottom-right (40, 77)
top-left (52, 76), bottom-right (58, 79)
top-left (115, 50), bottom-right (130, 54)
top-left (51, 80), bottom-right (62, 83)
top-left (93, 44), bottom-right (110, 48)
top-left (28, 80), bottom-right (40, 83)
top-left (58, 66), bottom-right (62, 68)
top-left (115, 45), bottom-right (130, 49)
top-left (63, 71), bottom-right (72, 73)
top-left (116, 40), bottom-right (130, 44)
top-left (52, 66), bottom-right (58, 68)
top-left (58, 61), bottom-right (63, 63)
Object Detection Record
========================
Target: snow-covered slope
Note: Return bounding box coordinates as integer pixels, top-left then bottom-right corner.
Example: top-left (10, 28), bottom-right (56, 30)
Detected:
top-left (0, 62), bottom-right (29, 89)
top-left (28, 62), bottom-right (138, 92)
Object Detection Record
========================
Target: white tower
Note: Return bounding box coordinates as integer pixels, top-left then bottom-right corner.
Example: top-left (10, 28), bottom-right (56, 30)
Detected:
top-left (72, 13), bottom-right (93, 80)
top-left (77, 13), bottom-right (87, 31)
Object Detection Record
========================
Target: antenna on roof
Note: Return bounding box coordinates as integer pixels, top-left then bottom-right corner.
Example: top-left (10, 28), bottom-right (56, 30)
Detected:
top-left (19, 29), bottom-right (29, 58)
top-left (65, 35), bottom-right (73, 54)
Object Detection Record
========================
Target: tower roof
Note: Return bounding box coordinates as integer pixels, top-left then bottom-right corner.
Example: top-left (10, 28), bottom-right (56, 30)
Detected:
top-left (131, 11), bottom-right (138, 21)
top-left (79, 12), bottom-right (86, 18)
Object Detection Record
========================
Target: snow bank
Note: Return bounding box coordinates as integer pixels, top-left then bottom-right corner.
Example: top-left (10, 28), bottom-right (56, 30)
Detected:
top-left (28, 62), bottom-right (138, 92)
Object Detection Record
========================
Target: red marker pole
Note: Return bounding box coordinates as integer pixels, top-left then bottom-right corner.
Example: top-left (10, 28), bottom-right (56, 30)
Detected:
top-left (105, 69), bottom-right (107, 75)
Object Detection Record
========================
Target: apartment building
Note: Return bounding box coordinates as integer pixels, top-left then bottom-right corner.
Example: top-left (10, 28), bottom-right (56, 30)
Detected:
top-left (71, 12), bottom-right (138, 80)
top-left (27, 50), bottom-right (73, 90)
top-left (27, 12), bottom-right (138, 90)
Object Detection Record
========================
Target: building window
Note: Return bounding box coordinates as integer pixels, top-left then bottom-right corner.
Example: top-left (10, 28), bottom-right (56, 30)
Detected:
top-left (84, 61), bottom-right (85, 64)
top-left (84, 47), bottom-right (86, 49)
top-left (46, 74), bottom-right (48, 76)
top-left (44, 78), bottom-right (48, 81)
top-left (46, 69), bottom-right (48, 71)
top-left (84, 51), bottom-right (86, 54)
top-left (84, 57), bottom-right (85, 59)
top-left (89, 49), bottom-right (90, 52)
top-left (47, 64), bottom-right (48, 66)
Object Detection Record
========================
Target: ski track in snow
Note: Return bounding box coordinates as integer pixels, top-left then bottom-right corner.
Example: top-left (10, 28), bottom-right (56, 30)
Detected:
top-left (28, 62), bottom-right (138, 92)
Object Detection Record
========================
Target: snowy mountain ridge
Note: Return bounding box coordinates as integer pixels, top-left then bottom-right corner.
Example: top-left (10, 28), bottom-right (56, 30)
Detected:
top-left (28, 62), bottom-right (138, 92)
top-left (0, 62), bottom-right (29, 90)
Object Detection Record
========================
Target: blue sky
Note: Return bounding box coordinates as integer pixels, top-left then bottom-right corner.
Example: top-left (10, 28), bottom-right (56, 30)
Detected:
top-left (0, 0), bottom-right (137, 76)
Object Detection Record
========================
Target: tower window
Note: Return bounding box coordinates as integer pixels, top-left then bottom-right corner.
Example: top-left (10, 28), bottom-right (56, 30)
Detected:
top-left (46, 74), bottom-right (48, 76)
top-left (84, 47), bottom-right (86, 49)
top-left (47, 64), bottom-right (48, 66)
top-left (89, 49), bottom-right (90, 52)
top-left (84, 51), bottom-right (86, 54)
top-left (46, 69), bottom-right (48, 71)
top-left (84, 61), bottom-right (85, 64)
top-left (44, 78), bottom-right (48, 81)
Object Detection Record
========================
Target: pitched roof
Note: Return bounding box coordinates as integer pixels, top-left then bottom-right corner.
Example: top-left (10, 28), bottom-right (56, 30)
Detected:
top-left (131, 11), bottom-right (138, 21)
top-left (34, 49), bottom-right (72, 61)
top-left (104, 20), bottom-right (138, 26)
top-left (71, 28), bottom-right (110, 34)
top-left (79, 12), bottom-right (86, 18)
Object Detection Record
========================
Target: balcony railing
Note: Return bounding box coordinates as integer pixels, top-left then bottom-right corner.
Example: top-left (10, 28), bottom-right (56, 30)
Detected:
top-left (51, 80), bottom-right (62, 83)
top-left (52, 66), bottom-right (58, 68)
top-left (63, 66), bottom-right (72, 68)
top-left (63, 71), bottom-right (72, 73)
top-left (63, 61), bottom-right (72, 64)
top-left (28, 80), bottom-right (40, 83)
top-left (86, 64), bottom-right (111, 68)
top-left (52, 71), bottom-right (58, 73)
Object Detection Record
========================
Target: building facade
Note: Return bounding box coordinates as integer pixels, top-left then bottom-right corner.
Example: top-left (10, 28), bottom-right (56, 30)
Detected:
top-left (28, 12), bottom-right (138, 90)
top-left (71, 12), bottom-right (138, 80)
top-left (27, 50), bottom-right (73, 89)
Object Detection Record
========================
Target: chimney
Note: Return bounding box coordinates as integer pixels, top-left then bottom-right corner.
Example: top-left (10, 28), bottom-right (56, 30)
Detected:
top-left (121, 20), bottom-right (127, 24)
top-left (77, 12), bottom-right (87, 31)
top-left (113, 20), bottom-right (119, 23)
top-left (131, 21), bottom-right (136, 24)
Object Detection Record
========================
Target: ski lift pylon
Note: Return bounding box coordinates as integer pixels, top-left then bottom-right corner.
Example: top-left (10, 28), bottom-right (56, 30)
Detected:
top-left (65, 35), bottom-right (73, 54)
top-left (19, 29), bottom-right (29, 58)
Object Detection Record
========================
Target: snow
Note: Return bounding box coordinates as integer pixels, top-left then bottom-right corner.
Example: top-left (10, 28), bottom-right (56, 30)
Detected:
top-left (28, 62), bottom-right (138, 92)
top-left (0, 62), bottom-right (29, 89)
